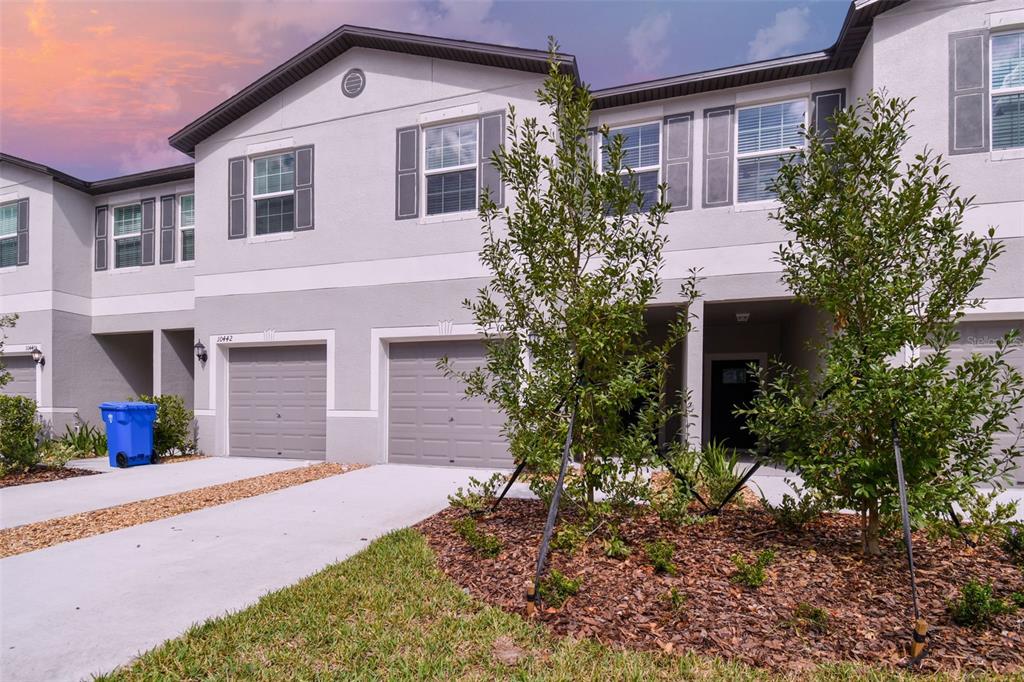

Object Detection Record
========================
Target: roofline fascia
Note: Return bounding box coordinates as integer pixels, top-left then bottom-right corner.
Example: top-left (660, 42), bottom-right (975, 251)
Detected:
top-left (0, 153), bottom-right (194, 196)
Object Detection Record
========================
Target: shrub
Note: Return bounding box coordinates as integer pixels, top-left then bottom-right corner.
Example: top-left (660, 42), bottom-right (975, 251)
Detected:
top-left (451, 516), bottom-right (502, 558)
top-left (699, 440), bottom-right (745, 508)
top-left (0, 395), bottom-right (41, 474)
top-left (137, 394), bottom-right (195, 456)
top-left (664, 587), bottom-right (687, 614)
top-left (650, 478), bottom-right (696, 525)
top-left (1012, 592), bottom-right (1024, 609)
top-left (448, 472), bottom-right (505, 513)
top-left (786, 602), bottom-right (830, 634)
top-left (538, 569), bottom-right (581, 608)
top-left (948, 580), bottom-right (1016, 628)
top-left (552, 523), bottom-right (587, 555)
top-left (645, 539), bottom-right (677, 575)
top-left (730, 549), bottom-right (775, 588)
top-left (59, 417), bottom-right (107, 458)
top-left (761, 479), bottom-right (828, 531)
top-left (38, 440), bottom-right (76, 468)
top-left (1003, 524), bottom-right (1024, 565)
top-left (603, 535), bottom-right (631, 560)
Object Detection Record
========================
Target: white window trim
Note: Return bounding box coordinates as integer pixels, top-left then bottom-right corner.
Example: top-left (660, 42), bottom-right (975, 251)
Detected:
top-left (179, 193), bottom-right (195, 262)
top-left (111, 202), bottom-right (143, 270)
top-left (990, 29), bottom-right (1024, 152)
top-left (420, 118), bottom-right (479, 219)
top-left (601, 120), bottom-right (662, 210)
top-left (734, 97), bottom-right (808, 204)
top-left (0, 201), bottom-right (19, 269)
top-left (249, 150), bottom-right (296, 237)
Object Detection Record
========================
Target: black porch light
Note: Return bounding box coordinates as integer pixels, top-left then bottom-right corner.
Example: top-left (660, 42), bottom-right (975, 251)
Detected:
top-left (194, 339), bottom-right (208, 364)
top-left (30, 347), bottom-right (44, 366)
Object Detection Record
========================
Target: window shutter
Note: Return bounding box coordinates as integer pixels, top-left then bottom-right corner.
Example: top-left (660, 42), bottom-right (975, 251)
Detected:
top-left (395, 126), bottom-right (419, 220)
top-left (949, 29), bottom-right (989, 155)
top-left (811, 89), bottom-right (846, 149)
top-left (15, 198), bottom-right (29, 266)
top-left (479, 111), bottom-right (505, 208)
top-left (140, 197), bottom-right (156, 266)
top-left (228, 156), bottom-right (247, 238)
top-left (702, 105), bottom-right (734, 208)
top-left (663, 113), bottom-right (694, 211)
top-left (294, 145), bottom-right (314, 231)
top-left (94, 205), bottom-right (108, 271)
top-left (160, 194), bottom-right (176, 263)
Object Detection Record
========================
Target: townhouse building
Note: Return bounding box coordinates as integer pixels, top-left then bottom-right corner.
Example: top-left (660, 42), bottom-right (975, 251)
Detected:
top-left (1, 0), bottom-right (1022, 477)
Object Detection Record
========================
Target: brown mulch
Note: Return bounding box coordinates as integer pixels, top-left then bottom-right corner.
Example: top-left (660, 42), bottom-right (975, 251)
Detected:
top-left (156, 454), bottom-right (207, 465)
top-left (0, 465), bottom-right (98, 488)
top-left (0, 462), bottom-right (365, 558)
top-left (418, 499), bottom-right (1024, 674)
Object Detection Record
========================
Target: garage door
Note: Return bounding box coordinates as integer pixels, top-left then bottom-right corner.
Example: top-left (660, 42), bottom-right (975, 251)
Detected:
top-left (388, 340), bottom-right (511, 467)
top-left (229, 345), bottom-right (327, 460)
top-left (1, 356), bottom-right (35, 400)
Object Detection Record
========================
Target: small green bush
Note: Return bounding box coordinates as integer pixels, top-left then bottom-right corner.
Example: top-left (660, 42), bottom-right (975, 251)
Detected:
top-left (451, 516), bottom-right (502, 558)
top-left (59, 417), bottom-right (107, 458)
top-left (137, 394), bottom-right (195, 456)
top-left (448, 472), bottom-right (505, 513)
top-left (948, 580), bottom-right (1016, 628)
top-left (786, 602), bottom-right (830, 634)
top-left (650, 478), bottom-right (696, 525)
top-left (699, 440), bottom-right (745, 508)
top-left (664, 587), bottom-right (687, 614)
top-left (645, 539), bottom-right (677, 575)
top-left (0, 395), bottom-right (41, 474)
top-left (1011, 592), bottom-right (1024, 609)
top-left (38, 440), bottom-right (76, 468)
top-left (603, 535), bottom-right (631, 560)
top-left (552, 523), bottom-right (587, 555)
top-left (538, 569), bottom-right (581, 608)
top-left (730, 549), bottom-right (775, 588)
top-left (761, 479), bottom-right (827, 531)
top-left (1002, 524), bottom-right (1024, 565)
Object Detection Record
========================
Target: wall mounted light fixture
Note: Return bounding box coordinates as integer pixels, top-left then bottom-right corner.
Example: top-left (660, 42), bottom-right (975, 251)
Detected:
top-left (194, 340), bottom-right (208, 364)
top-left (30, 347), bottom-right (45, 366)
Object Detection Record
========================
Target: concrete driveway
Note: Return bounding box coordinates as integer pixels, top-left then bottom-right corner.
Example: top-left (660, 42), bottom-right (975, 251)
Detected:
top-left (0, 464), bottom-right (493, 682)
top-left (1, 457), bottom-right (310, 529)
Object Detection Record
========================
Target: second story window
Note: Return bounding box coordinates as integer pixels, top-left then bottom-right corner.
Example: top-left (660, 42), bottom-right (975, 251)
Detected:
top-left (992, 30), bottom-right (1024, 150)
top-left (0, 202), bottom-right (18, 267)
top-left (180, 194), bottom-right (195, 261)
top-left (113, 204), bottom-right (143, 268)
top-left (424, 120), bottom-right (477, 215)
top-left (602, 122), bottom-right (661, 211)
top-left (736, 99), bottom-right (806, 203)
top-left (253, 152), bottom-right (294, 235)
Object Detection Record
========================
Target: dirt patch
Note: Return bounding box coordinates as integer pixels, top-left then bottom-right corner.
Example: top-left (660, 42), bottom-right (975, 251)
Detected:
top-left (418, 499), bottom-right (1024, 674)
top-left (0, 462), bottom-right (364, 557)
top-left (156, 454), bottom-right (207, 465)
top-left (0, 466), bottom-right (98, 488)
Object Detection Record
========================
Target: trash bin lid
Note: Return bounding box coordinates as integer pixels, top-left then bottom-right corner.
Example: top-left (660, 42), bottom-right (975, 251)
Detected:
top-left (99, 401), bottom-right (157, 411)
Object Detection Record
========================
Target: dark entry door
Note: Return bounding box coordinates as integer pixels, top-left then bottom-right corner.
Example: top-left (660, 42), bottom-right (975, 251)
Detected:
top-left (709, 359), bottom-right (759, 450)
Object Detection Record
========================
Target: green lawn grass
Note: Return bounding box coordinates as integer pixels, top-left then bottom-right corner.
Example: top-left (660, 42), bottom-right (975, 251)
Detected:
top-left (98, 529), bottom-right (995, 681)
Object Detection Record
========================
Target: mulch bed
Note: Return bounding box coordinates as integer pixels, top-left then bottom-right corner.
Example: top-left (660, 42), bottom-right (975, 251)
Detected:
top-left (0, 465), bottom-right (98, 488)
top-left (418, 499), bottom-right (1024, 674)
top-left (0, 462), bottom-right (365, 558)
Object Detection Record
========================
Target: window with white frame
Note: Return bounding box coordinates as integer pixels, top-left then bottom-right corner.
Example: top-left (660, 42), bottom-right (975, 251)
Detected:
top-left (736, 99), bottom-right (807, 203)
top-left (992, 30), bottom-right (1024, 150)
top-left (602, 122), bottom-right (660, 211)
top-left (252, 152), bottom-right (295, 235)
top-left (0, 202), bottom-right (18, 267)
top-left (112, 204), bottom-right (143, 268)
top-left (424, 120), bottom-right (477, 216)
top-left (180, 194), bottom-right (195, 261)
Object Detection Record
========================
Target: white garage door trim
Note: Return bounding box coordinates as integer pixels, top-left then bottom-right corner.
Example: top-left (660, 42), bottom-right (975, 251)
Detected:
top-left (209, 329), bottom-right (334, 457)
top-left (2, 344), bottom-right (44, 404)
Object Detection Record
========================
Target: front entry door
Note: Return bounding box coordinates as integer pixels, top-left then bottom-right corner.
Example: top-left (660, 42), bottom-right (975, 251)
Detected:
top-left (708, 359), bottom-right (759, 450)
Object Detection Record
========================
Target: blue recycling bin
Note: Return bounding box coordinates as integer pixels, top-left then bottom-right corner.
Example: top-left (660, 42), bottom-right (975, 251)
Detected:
top-left (99, 402), bottom-right (158, 468)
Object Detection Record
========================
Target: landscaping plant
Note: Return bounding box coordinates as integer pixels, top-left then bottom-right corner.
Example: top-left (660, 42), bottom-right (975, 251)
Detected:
top-left (947, 579), bottom-right (1016, 628)
top-left (730, 549), bottom-right (775, 588)
top-left (59, 417), bottom-right (108, 458)
top-left (0, 313), bottom-right (16, 388)
top-left (537, 569), bottom-right (581, 608)
top-left (603, 534), bottom-right (631, 560)
top-left (451, 517), bottom-right (503, 558)
top-left (741, 93), bottom-right (1024, 555)
top-left (697, 440), bottom-right (745, 508)
top-left (551, 522), bottom-right (587, 555)
top-left (1002, 524), bottom-right (1024, 565)
top-left (137, 394), bottom-right (196, 457)
top-left (760, 479), bottom-right (829, 531)
top-left (0, 395), bottom-right (41, 474)
top-left (786, 602), bottom-right (830, 634)
top-left (440, 40), bottom-right (700, 506)
top-left (447, 472), bottom-right (505, 513)
top-left (645, 539), bottom-right (677, 575)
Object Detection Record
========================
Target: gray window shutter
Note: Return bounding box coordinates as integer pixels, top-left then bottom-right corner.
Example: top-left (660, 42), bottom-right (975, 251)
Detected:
top-left (94, 205), bottom-right (108, 271)
top-left (395, 127), bottom-right (419, 220)
top-left (663, 113), bottom-right (693, 211)
top-left (811, 89), bottom-right (846, 148)
top-left (140, 197), bottom-right (156, 266)
top-left (228, 156), bottom-right (247, 238)
top-left (702, 105), bottom-right (734, 208)
top-left (159, 194), bottom-right (176, 263)
top-left (15, 198), bottom-right (29, 265)
top-left (479, 111), bottom-right (505, 208)
top-left (294, 145), bottom-right (314, 231)
top-left (949, 29), bottom-right (989, 155)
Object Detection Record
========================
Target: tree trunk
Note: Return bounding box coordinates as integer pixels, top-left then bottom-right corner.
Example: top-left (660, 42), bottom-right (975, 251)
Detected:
top-left (861, 500), bottom-right (881, 556)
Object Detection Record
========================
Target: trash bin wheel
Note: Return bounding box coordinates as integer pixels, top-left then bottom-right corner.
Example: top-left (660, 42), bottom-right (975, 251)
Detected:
top-left (150, 452), bottom-right (160, 464)
top-left (115, 452), bottom-right (128, 468)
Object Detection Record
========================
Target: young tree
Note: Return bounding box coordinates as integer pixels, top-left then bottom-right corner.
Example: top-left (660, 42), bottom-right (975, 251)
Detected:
top-left (0, 313), bottom-right (17, 388)
top-left (742, 93), bottom-right (1024, 555)
top-left (442, 41), bottom-right (699, 504)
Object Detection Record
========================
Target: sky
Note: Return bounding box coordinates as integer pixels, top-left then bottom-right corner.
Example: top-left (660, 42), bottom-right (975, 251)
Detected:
top-left (0, 0), bottom-right (850, 180)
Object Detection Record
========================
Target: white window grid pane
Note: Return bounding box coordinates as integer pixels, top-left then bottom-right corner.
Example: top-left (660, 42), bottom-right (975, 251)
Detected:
top-left (180, 195), bottom-right (195, 227)
top-left (425, 122), bottom-right (478, 171)
top-left (0, 237), bottom-right (16, 267)
top-left (253, 153), bottom-right (295, 197)
top-left (113, 205), bottom-right (142, 236)
top-left (603, 123), bottom-right (660, 171)
top-left (181, 229), bottom-right (195, 261)
top-left (426, 169), bottom-right (477, 215)
top-left (993, 92), bottom-right (1024, 150)
top-left (738, 155), bottom-right (785, 203)
top-left (992, 31), bottom-right (1024, 91)
top-left (738, 100), bottom-right (806, 155)
top-left (254, 196), bottom-right (295, 235)
top-left (115, 236), bottom-right (142, 268)
top-left (0, 204), bottom-right (17, 237)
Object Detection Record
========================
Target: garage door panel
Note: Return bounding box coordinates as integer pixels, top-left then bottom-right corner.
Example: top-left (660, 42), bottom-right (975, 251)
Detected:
top-left (1, 356), bottom-right (36, 400)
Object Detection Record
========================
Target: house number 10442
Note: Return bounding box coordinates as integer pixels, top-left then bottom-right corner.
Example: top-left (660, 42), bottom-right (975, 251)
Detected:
top-left (216, 335), bottom-right (233, 343)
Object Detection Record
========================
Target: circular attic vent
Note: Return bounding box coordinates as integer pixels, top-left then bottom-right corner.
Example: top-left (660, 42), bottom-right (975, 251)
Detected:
top-left (341, 68), bottom-right (366, 98)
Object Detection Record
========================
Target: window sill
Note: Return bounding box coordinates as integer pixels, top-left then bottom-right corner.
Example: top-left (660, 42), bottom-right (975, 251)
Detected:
top-left (990, 147), bottom-right (1024, 161)
top-left (175, 260), bottom-right (196, 269)
top-left (0, 265), bottom-right (16, 274)
top-left (733, 200), bottom-right (780, 213)
top-left (247, 232), bottom-right (295, 244)
top-left (109, 266), bottom-right (142, 274)
top-left (418, 211), bottom-right (478, 225)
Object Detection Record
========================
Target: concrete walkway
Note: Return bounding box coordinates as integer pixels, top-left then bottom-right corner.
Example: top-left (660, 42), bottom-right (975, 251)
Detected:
top-left (0, 464), bottom-right (492, 682)
top-left (0, 457), bottom-right (310, 529)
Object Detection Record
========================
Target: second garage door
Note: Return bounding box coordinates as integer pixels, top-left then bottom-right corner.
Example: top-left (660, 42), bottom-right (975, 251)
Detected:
top-left (229, 345), bottom-right (327, 460)
top-left (388, 340), bottom-right (511, 468)
top-left (1, 356), bottom-right (35, 400)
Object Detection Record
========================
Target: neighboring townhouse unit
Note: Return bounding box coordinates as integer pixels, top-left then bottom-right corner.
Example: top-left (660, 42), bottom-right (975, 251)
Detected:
top-left (1, 0), bottom-right (1022, 478)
